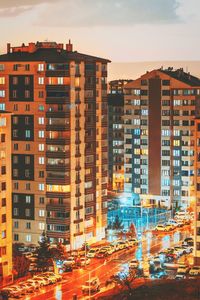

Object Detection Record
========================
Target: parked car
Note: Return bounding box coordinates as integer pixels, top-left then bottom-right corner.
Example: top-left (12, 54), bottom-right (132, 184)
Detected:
top-left (78, 257), bottom-right (91, 267)
top-left (101, 246), bottom-right (114, 255)
top-left (33, 276), bottom-right (50, 286)
top-left (129, 259), bottom-right (139, 269)
top-left (165, 224), bottom-right (174, 231)
top-left (96, 249), bottom-right (108, 258)
top-left (18, 282), bottom-right (35, 294)
top-left (63, 257), bottom-right (76, 266)
top-left (177, 264), bottom-right (190, 274)
top-left (43, 272), bottom-right (62, 282)
top-left (87, 249), bottom-right (98, 258)
top-left (1, 286), bottom-right (22, 298)
top-left (26, 279), bottom-right (41, 289)
top-left (175, 274), bottom-right (186, 280)
top-left (116, 241), bottom-right (127, 249)
top-left (128, 238), bottom-right (138, 246)
top-left (154, 224), bottom-right (168, 232)
top-left (183, 237), bottom-right (194, 247)
top-left (82, 277), bottom-right (100, 294)
top-left (189, 266), bottom-right (200, 276)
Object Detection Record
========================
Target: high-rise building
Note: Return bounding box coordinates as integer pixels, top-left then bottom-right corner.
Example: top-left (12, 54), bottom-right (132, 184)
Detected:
top-left (124, 68), bottom-right (200, 210)
top-left (0, 111), bottom-right (12, 281)
top-left (0, 41), bottom-right (110, 249)
top-left (108, 80), bottom-right (132, 192)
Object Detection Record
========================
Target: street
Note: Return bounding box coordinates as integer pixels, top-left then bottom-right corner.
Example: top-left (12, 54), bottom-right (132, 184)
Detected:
top-left (20, 226), bottom-right (192, 300)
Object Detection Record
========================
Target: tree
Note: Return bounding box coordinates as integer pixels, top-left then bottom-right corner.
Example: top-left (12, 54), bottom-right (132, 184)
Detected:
top-left (112, 215), bottom-right (124, 230)
top-left (13, 255), bottom-right (30, 278)
top-left (110, 269), bottom-right (137, 297)
top-left (50, 242), bottom-right (66, 261)
top-left (35, 231), bottom-right (53, 272)
top-left (128, 223), bottom-right (137, 237)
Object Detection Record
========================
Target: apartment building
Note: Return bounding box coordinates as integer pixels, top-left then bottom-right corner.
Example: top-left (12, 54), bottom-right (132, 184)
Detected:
top-left (0, 111), bottom-right (12, 281)
top-left (108, 80), bottom-right (132, 192)
top-left (124, 68), bottom-right (200, 210)
top-left (0, 41), bottom-right (110, 249)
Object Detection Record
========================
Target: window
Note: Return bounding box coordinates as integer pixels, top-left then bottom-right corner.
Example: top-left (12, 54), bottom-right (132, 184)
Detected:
top-left (0, 90), bottom-right (5, 97)
top-left (38, 91), bottom-right (44, 98)
top-left (13, 104), bottom-right (18, 111)
top-left (1, 182), bottom-right (6, 191)
top-left (39, 157), bottom-right (45, 164)
top-left (25, 130), bottom-right (31, 138)
top-left (25, 156), bottom-right (30, 164)
top-left (0, 77), bottom-right (5, 84)
top-left (39, 197), bottom-right (45, 204)
top-left (14, 234), bottom-right (19, 241)
top-left (2, 230), bottom-right (6, 239)
top-left (25, 90), bottom-right (30, 98)
top-left (1, 133), bottom-right (5, 143)
top-left (13, 207), bottom-right (19, 216)
top-left (25, 196), bottom-right (31, 203)
top-left (39, 222), bottom-right (45, 230)
top-left (14, 143), bottom-right (18, 150)
top-left (25, 104), bottom-right (30, 111)
top-left (39, 183), bottom-right (44, 191)
top-left (25, 77), bottom-right (30, 85)
top-left (2, 214), bottom-right (6, 223)
top-left (38, 117), bottom-right (44, 124)
top-left (26, 222), bottom-right (31, 229)
top-left (38, 77), bottom-right (44, 84)
top-left (2, 198), bottom-right (6, 206)
top-left (38, 64), bottom-right (44, 71)
top-left (1, 166), bottom-right (7, 175)
top-left (39, 171), bottom-right (44, 178)
top-left (14, 221), bottom-right (18, 228)
top-left (25, 183), bottom-right (31, 190)
top-left (39, 210), bottom-right (45, 217)
top-left (39, 130), bottom-right (44, 138)
top-left (25, 117), bottom-right (30, 125)
top-left (25, 209), bottom-right (30, 217)
top-left (39, 144), bottom-right (44, 151)
top-left (25, 64), bottom-right (30, 71)
top-left (0, 64), bottom-right (5, 71)
top-left (12, 90), bottom-right (17, 98)
top-left (26, 235), bottom-right (31, 242)
top-left (25, 144), bottom-right (30, 151)
top-left (14, 182), bottom-right (19, 190)
top-left (0, 103), bottom-right (5, 110)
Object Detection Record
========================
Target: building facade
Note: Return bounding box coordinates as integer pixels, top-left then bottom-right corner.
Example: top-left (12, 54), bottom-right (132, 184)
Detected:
top-left (0, 112), bottom-right (12, 281)
top-left (0, 41), bottom-right (110, 249)
top-left (108, 80), bottom-right (132, 192)
top-left (124, 68), bottom-right (200, 210)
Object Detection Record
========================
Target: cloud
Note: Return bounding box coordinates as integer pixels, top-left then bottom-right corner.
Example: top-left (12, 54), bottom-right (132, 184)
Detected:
top-left (0, 0), bottom-right (180, 25)
top-left (37, 0), bottom-right (181, 27)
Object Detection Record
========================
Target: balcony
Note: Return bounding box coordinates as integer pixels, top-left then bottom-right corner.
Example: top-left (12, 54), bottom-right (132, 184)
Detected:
top-left (46, 177), bottom-right (70, 185)
top-left (47, 230), bottom-right (70, 239)
top-left (46, 217), bottom-right (70, 225)
top-left (74, 231), bottom-right (83, 237)
top-left (46, 124), bottom-right (70, 131)
top-left (46, 111), bottom-right (70, 118)
top-left (75, 152), bottom-right (81, 158)
top-left (73, 205), bottom-right (83, 211)
top-left (46, 151), bottom-right (70, 159)
top-left (45, 70), bottom-right (70, 77)
top-left (46, 164), bottom-right (70, 172)
top-left (46, 203), bottom-right (70, 212)
top-left (75, 165), bottom-right (81, 171)
top-left (46, 138), bottom-right (70, 145)
top-left (46, 97), bottom-right (70, 105)
top-left (74, 218), bottom-right (83, 224)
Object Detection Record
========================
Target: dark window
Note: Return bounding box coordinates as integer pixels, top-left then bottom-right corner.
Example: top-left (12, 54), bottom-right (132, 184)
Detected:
top-left (39, 171), bottom-right (44, 178)
top-left (38, 91), bottom-right (44, 98)
top-left (14, 234), bottom-right (19, 241)
top-left (14, 143), bottom-right (18, 150)
top-left (1, 182), bottom-right (6, 191)
top-left (1, 134), bottom-right (5, 142)
top-left (162, 90), bottom-right (170, 96)
top-left (1, 166), bottom-right (6, 175)
top-left (25, 64), bottom-right (30, 71)
top-left (2, 214), bottom-right (6, 223)
top-left (162, 80), bottom-right (170, 86)
top-left (140, 90), bottom-right (148, 96)
top-left (2, 198), bottom-right (6, 206)
top-left (39, 197), bottom-right (44, 204)
top-left (13, 64), bottom-right (18, 71)
top-left (141, 80), bottom-right (148, 86)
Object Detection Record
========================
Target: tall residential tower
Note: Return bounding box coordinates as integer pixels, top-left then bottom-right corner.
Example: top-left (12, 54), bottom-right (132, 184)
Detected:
top-left (0, 41), bottom-right (110, 249)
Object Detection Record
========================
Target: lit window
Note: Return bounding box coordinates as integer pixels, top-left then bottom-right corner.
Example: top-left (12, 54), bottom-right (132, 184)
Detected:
top-left (39, 222), bottom-right (45, 230)
top-left (26, 196), bottom-right (31, 203)
top-left (25, 130), bottom-right (31, 138)
top-left (39, 183), bottom-right (45, 191)
top-left (38, 117), bottom-right (44, 124)
top-left (26, 235), bottom-right (31, 242)
top-left (39, 157), bottom-right (45, 164)
top-left (38, 131), bottom-right (44, 138)
top-left (0, 90), bottom-right (5, 97)
top-left (46, 185), bottom-right (70, 192)
top-left (39, 144), bottom-right (44, 151)
top-left (38, 77), bottom-right (44, 84)
top-left (38, 64), bottom-right (44, 71)
top-left (0, 77), bottom-right (5, 85)
top-left (39, 210), bottom-right (45, 217)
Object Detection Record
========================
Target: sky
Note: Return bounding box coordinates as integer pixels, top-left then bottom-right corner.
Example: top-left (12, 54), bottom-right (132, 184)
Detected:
top-left (0, 0), bottom-right (199, 73)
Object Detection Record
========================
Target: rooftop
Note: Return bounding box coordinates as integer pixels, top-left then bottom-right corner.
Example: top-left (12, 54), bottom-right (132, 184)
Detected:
top-left (159, 67), bottom-right (200, 87)
top-left (0, 41), bottom-right (111, 63)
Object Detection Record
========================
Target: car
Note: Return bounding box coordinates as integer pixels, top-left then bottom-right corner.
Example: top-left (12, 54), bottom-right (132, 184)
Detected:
top-left (33, 276), bottom-right (50, 286)
top-left (63, 257), bottom-right (76, 266)
top-left (173, 246), bottom-right (185, 256)
top-left (177, 264), bottom-right (190, 274)
top-left (96, 249), bottom-right (108, 258)
top-left (128, 238), bottom-right (138, 246)
top-left (1, 287), bottom-right (22, 298)
top-left (41, 274), bottom-right (57, 284)
top-left (110, 242), bottom-right (121, 251)
top-left (43, 272), bottom-right (62, 282)
top-left (182, 245), bottom-right (193, 254)
top-left (176, 220), bottom-right (185, 227)
top-left (175, 274), bottom-right (186, 280)
top-left (87, 249), bottom-right (98, 258)
top-left (26, 279), bottom-right (41, 289)
top-left (18, 282), bottom-right (35, 294)
top-left (116, 241), bottom-right (127, 249)
top-left (101, 246), bottom-right (114, 255)
top-left (189, 266), bottom-right (200, 276)
top-left (78, 257), bottom-right (91, 267)
top-left (82, 277), bottom-right (100, 294)
top-left (63, 264), bottom-right (73, 272)
top-left (154, 224), bottom-right (168, 232)
top-left (129, 259), bottom-right (139, 269)
top-left (167, 219), bottom-right (178, 227)
top-left (151, 270), bottom-right (168, 279)
top-left (183, 237), bottom-right (194, 246)
top-left (165, 224), bottom-right (174, 231)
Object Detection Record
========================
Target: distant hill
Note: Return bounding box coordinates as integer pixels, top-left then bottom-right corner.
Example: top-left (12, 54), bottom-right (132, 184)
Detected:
top-left (108, 61), bottom-right (200, 81)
